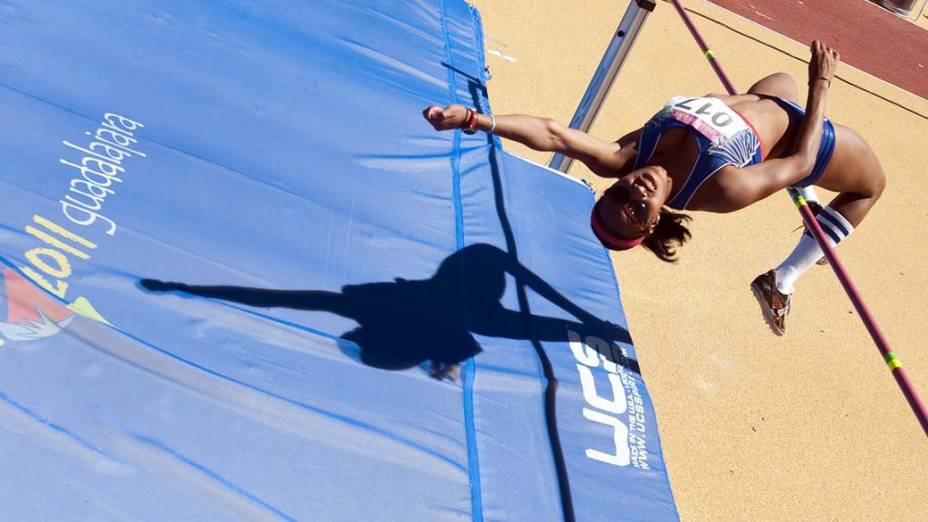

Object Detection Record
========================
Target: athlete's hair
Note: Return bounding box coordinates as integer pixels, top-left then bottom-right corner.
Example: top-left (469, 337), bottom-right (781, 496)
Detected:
top-left (642, 208), bottom-right (691, 262)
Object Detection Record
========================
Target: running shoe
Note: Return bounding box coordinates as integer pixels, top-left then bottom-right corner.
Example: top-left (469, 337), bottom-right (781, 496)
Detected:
top-left (750, 270), bottom-right (792, 336)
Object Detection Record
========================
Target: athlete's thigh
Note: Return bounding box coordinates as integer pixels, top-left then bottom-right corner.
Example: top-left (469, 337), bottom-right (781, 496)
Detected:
top-left (815, 124), bottom-right (884, 194)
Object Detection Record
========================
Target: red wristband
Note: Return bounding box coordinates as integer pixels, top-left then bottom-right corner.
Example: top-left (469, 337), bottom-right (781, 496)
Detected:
top-left (461, 109), bottom-right (472, 129)
top-left (463, 108), bottom-right (479, 134)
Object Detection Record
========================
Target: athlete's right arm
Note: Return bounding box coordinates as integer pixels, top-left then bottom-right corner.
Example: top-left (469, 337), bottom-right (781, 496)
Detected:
top-left (422, 104), bottom-right (633, 178)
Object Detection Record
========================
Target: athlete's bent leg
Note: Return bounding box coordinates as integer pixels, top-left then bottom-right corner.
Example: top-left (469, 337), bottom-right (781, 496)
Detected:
top-left (754, 125), bottom-right (885, 334)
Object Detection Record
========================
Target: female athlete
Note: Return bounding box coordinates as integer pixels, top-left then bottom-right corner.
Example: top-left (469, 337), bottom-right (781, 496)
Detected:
top-left (423, 42), bottom-right (885, 335)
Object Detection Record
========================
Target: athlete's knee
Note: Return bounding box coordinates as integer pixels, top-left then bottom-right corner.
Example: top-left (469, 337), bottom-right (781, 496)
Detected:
top-left (852, 166), bottom-right (887, 201)
top-left (862, 146), bottom-right (887, 199)
top-left (869, 168), bottom-right (887, 200)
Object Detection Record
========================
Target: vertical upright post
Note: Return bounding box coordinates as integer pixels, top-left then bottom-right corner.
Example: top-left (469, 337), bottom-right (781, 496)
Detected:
top-left (549, 0), bottom-right (656, 173)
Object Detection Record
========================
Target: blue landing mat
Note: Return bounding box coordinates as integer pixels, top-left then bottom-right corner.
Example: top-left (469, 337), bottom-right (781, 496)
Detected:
top-left (0, 1), bottom-right (677, 520)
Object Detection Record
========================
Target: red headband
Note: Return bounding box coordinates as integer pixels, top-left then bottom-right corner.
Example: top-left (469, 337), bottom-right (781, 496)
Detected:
top-left (591, 205), bottom-right (646, 251)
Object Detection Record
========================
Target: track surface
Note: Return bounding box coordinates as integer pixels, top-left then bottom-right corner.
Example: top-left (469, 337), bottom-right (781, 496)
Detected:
top-left (708, 0), bottom-right (928, 99)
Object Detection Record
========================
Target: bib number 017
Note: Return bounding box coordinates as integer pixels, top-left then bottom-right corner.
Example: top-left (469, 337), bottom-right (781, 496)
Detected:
top-left (673, 98), bottom-right (734, 127)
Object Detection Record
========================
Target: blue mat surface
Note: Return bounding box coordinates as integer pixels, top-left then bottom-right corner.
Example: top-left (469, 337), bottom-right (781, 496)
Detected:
top-left (0, 1), bottom-right (677, 520)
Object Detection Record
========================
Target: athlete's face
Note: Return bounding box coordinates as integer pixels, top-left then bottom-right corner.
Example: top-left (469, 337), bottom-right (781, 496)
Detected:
top-left (597, 166), bottom-right (672, 238)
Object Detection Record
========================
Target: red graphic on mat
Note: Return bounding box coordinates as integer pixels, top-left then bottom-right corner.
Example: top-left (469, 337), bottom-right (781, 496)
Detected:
top-left (0, 268), bottom-right (74, 343)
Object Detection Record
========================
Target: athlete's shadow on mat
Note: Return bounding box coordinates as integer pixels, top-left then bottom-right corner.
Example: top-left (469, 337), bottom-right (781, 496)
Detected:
top-left (140, 243), bottom-right (637, 379)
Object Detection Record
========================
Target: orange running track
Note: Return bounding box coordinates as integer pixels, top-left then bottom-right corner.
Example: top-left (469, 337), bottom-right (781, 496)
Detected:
top-left (708, 0), bottom-right (928, 99)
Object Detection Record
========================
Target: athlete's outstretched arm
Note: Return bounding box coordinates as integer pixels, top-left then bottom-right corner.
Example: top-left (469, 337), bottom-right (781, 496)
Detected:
top-left (140, 279), bottom-right (351, 315)
top-left (708, 41), bottom-right (840, 212)
top-left (422, 105), bottom-right (635, 178)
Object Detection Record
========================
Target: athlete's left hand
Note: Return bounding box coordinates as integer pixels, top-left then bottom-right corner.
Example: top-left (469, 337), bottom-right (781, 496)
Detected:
top-left (808, 40), bottom-right (840, 86)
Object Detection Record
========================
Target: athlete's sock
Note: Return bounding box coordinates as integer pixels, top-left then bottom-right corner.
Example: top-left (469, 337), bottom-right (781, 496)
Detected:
top-left (793, 185), bottom-right (820, 205)
top-left (773, 206), bottom-right (854, 294)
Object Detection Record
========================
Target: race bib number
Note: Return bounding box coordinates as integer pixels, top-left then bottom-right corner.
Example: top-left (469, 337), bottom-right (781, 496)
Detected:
top-left (666, 96), bottom-right (749, 145)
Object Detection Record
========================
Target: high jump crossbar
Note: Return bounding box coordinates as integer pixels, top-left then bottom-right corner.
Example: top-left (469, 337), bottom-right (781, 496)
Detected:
top-left (667, 0), bottom-right (927, 436)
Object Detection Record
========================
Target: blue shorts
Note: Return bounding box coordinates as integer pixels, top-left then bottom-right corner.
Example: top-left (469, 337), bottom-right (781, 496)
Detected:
top-left (765, 96), bottom-right (837, 188)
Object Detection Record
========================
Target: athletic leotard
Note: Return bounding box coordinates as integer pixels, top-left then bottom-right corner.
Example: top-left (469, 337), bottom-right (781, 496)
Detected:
top-left (634, 96), bottom-right (835, 210)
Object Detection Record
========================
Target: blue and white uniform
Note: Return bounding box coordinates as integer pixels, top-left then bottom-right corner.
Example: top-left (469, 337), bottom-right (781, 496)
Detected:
top-left (634, 96), bottom-right (836, 210)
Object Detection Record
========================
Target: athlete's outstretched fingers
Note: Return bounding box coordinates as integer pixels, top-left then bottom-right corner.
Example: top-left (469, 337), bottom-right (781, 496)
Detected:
top-left (808, 40), bottom-right (839, 84)
top-left (140, 279), bottom-right (185, 292)
top-left (423, 105), bottom-right (447, 128)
